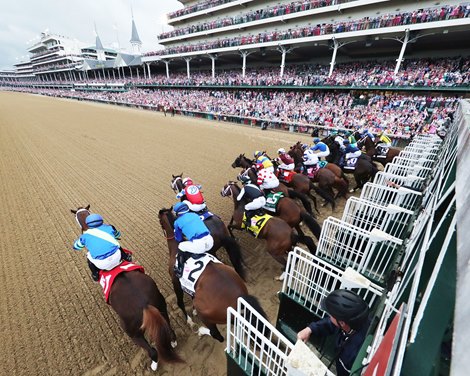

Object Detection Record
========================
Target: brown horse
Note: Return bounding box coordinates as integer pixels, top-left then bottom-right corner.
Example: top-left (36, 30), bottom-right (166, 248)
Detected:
top-left (71, 206), bottom-right (182, 371)
top-left (236, 168), bottom-right (321, 244)
top-left (355, 131), bottom-right (401, 167)
top-left (323, 136), bottom-right (379, 191)
top-left (231, 153), bottom-right (317, 213)
top-left (220, 181), bottom-right (311, 280)
top-left (170, 174), bottom-right (245, 279)
top-left (157, 208), bottom-right (267, 342)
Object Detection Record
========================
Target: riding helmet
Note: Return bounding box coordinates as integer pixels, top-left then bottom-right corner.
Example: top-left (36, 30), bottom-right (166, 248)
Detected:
top-left (183, 177), bottom-right (193, 186)
top-left (173, 202), bottom-right (190, 215)
top-left (254, 151), bottom-right (263, 158)
top-left (321, 289), bottom-right (369, 330)
top-left (278, 148), bottom-right (286, 154)
top-left (343, 139), bottom-right (350, 145)
top-left (313, 137), bottom-right (320, 144)
top-left (86, 214), bottom-right (104, 228)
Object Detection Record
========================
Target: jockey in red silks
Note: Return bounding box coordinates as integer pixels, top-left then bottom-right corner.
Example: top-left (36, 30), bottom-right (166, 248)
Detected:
top-left (176, 177), bottom-right (207, 213)
top-left (277, 148), bottom-right (295, 171)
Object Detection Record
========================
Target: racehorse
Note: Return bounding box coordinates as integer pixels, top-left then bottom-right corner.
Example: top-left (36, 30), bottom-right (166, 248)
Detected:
top-left (354, 131), bottom-right (401, 167)
top-left (236, 168), bottom-right (321, 241)
top-left (170, 174), bottom-right (245, 279)
top-left (323, 136), bottom-right (379, 191)
top-left (71, 206), bottom-right (182, 371)
top-left (158, 208), bottom-right (268, 342)
top-left (221, 181), bottom-right (316, 279)
top-left (232, 154), bottom-right (317, 213)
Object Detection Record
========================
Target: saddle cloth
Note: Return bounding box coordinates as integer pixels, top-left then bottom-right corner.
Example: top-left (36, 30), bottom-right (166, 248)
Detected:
top-left (198, 210), bottom-right (214, 221)
top-left (306, 166), bottom-right (319, 178)
top-left (99, 261), bottom-right (145, 304)
top-left (264, 192), bottom-right (285, 212)
top-left (344, 158), bottom-right (358, 170)
top-left (277, 169), bottom-right (295, 183)
top-left (178, 253), bottom-right (221, 297)
top-left (241, 212), bottom-right (271, 238)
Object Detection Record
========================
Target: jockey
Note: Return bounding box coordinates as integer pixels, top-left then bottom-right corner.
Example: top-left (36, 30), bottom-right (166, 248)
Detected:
top-left (344, 132), bottom-right (358, 148)
top-left (302, 148), bottom-right (319, 174)
top-left (254, 150), bottom-right (274, 173)
top-left (333, 132), bottom-right (344, 147)
top-left (341, 140), bottom-right (362, 167)
top-left (73, 214), bottom-right (131, 282)
top-left (256, 163), bottom-right (280, 195)
top-left (277, 148), bottom-right (295, 171)
top-left (173, 202), bottom-right (214, 278)
top-left (376, 132), bottom-right (392, 155)
top-left (361, 128), bottom-right (375, 142)
top-left (310, 138), bottom-right (330, 160)
top-left (237, 175), bottom-right (266, 227)
top-left (176, 177), bottom-right (206, 213)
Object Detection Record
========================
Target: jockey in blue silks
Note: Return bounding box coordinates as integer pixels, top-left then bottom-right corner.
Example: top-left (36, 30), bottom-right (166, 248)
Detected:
top-left (73, 214), bottom-right (130, 281)
top-left (341, 140), bottom-right (362, 167)
top-left (310, 137), bottom-right (330, 160)
top-left (361, 129), bottom-right (375, 142)
top-left (173, 202), bottom-right (214, 278)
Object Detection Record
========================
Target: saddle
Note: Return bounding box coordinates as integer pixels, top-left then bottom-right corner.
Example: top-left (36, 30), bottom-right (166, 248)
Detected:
top-left (376, 147), bottom-right (389, 158)
top-left (277, 168), bottom-right (296, 183)
top-left (177, 254), bottom-right (221, 297)
top-left (99, 261), bottom-right (145, 303)
top-left (241, 212), bottom-right (271, 238)
top-left (305, 165), bottom-right (319, 179)
top-left (343, 158), bottom-right (358, 170)
top-left (197, 209), bottom-right (214, 221)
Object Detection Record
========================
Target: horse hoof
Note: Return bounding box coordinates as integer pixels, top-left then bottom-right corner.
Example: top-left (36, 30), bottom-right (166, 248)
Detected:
top-left (198, 327), bottom-right (211, 337)
top-left (171, 341), bottom-right (177, 348)
top-left (151, 361), bottom-right (158, 371)
top-left (192, 308), bottom-right (198, 316)
top-left (275, 272), bottom-right (286, 281)
top-left (349, 189), bottom-right (355, 193)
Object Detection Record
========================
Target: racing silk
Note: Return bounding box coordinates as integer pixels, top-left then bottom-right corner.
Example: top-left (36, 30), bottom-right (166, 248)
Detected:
top-left (362, 130), bottom-right (375, 142)
top-left (237, 183), bottom-right (264, 202)
top-left (379, 134), bottom-right (392, 145)
top-left (174, 212), bottom-right (210, 242)
top-left (347, 134), bottom-right (357, 146)
top-left (279, 153), bottom-right (294, 165)
top-left (308, 317), bottom-right (370, 376)
top-left (334, 135), bottom-right (344, 146)
top-left (303, 149), bottom-right (319, 165)
top-left (176, 184), bottom-right (204, 204)
top-left (73, 224), bottom-right (120, 260)
top-left (310, 142), bottom-right (329, 153)
top-left (257, 168), bottom-right (279, 189)
top-left (256, 155), bottom-right (273, 170)
top-left (343, 144), bottom-right (361, 154)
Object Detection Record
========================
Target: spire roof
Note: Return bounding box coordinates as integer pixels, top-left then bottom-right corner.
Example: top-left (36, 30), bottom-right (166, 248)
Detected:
top-left (130, 19), bottom-right (142, 45)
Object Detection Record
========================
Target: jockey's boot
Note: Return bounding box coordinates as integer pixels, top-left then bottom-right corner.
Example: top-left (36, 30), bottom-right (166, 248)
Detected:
top-left (174, 251), bottom-right (189, 278)
top-left (244, 210), bottom-right (255, 228)
top-left (120, 248), bottom-right (132, 262)
top-left (87, 260), bottom-right (100, 282)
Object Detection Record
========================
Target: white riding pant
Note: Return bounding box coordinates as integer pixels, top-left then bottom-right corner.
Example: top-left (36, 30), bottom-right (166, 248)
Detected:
top-left (178, 234), bottom-right (214, 254)
top-left (245, 196), bottom-right (266, 211)
top-left (346, 150), bottom-right (362, 160)
top-left (260, 179), bottom-right (279, 190)
top-left (316, 150), bottom-right (330, 158)
top-left (87, 250), bottom-right (121, 270)
top-left (183, 200), bottom-right (206, 212)
top-left (278, 163), bottom-right (295, 171)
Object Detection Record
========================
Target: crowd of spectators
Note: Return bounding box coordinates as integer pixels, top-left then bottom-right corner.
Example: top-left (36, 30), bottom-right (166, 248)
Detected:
top-left (3, 85), bottom-right (456, 137)
top-left (146, 3), bottom-right (470, 57)
top-left (160, 0), bottom-right (355, 40)
top-left (168, 0), bottom-right (238, 19)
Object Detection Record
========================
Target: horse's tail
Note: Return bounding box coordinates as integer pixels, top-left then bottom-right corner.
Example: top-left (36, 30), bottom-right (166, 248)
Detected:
top-left (141, 306), bottom-right (184, 364)
top-left (300, 212), bottom-right (322, 241)
top-left (291, 232), bottom-right (317, 254)
top-left (221, 236), bottom-right (246, 280)
top-left (287, 189), bottom-right (313, 215)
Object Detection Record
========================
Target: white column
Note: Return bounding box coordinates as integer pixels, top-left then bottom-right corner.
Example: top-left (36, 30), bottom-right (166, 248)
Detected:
top-left (137, 68), bottom-right (140, 80)
top-left (394, 29), bottom-right (410, 75)
top-left (147, 63), bottom-right (151, 80)
top-left (184, 57), bottom-right (192, 80)
top-left (280, 47), bottom-right (287, 77)
top-left (329, 38), bottom-right (339, 78)
top-left (112, 70), bottom-right (116, 80)
top-left (129, 66), bottom-right (133, 79)
top-left (164, 60), bottom-right (170, 79)
top-left (241, 51), bottom-right (248, 78)
top-left (209, 54), bottom-right (217, 79)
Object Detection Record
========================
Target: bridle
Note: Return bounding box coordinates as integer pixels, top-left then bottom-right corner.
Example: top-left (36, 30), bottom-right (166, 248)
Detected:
top-left (171, 176), bottom-right (183, 192)
top-left (221, 182), bottom-right (236, 197)
top-left (74, 208), bottom-right (90, 229)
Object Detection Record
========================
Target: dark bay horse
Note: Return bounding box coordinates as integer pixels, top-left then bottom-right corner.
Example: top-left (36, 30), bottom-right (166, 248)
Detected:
top-left (323, 136), bottom-right (379, 192)
top-left (71, 206), bottom-right (182, 371)
top-left (231, 154), bottom-right (316, 214)
top-left (221, 181), bottom-right (313, 280)
top-left (170, 174), bottom-right (245, 279)
top-left (237, 168), bottom-right (321, 243)
top-left (354, 131), bottom-right (401, 167)
top-left (158, 208), bottom-right (267, 342)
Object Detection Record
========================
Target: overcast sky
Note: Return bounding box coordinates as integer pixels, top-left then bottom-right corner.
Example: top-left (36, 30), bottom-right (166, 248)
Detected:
top-left (0, 0), bottom-right (182, 69)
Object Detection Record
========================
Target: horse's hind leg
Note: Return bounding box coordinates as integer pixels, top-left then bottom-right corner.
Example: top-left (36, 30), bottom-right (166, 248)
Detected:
top-left (172, 277), bottom-right (195, 328)
top-left (132, 334), bottom-right (159, 371)
top-left (198, 322), bottom-right (224, 342)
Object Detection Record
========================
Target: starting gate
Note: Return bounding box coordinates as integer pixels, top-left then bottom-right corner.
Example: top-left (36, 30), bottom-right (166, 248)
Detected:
top-left (342, 197), bottom-right (415, 240)
top-left (360, 182), bottom-right (423, 213)
top-left (315, 217), bottom-right (403, 285)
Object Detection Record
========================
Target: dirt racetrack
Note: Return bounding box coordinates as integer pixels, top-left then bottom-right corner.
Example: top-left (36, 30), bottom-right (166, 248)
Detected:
top-left (0, 91), bottom-right (354, 376)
